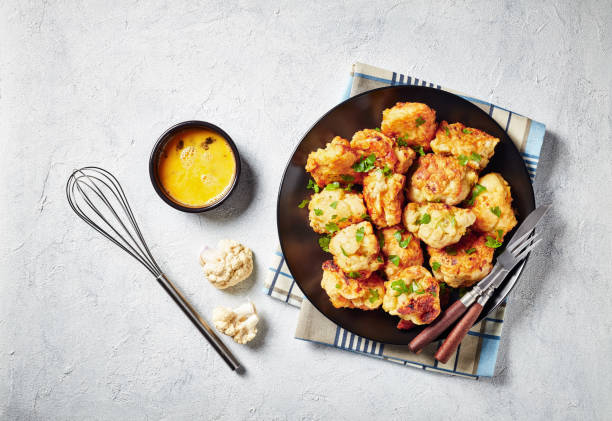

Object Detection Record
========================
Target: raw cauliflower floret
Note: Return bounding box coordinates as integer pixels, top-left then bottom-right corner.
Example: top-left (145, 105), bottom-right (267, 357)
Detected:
top-left (213, 301), bottom-right (259, 344)
top-left (199, 239), bottom-right (253, 289)
top-left (403, 203), bottom-right (475, 249)
top-left (430, 121), bottom-right (500, 170)
top-left (308, 188), bottom-right (367, 234)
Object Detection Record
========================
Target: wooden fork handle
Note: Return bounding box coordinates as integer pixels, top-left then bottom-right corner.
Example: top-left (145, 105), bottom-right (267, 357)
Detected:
top-left (434, 303), bottom-right (484, 364)
top-left (408, 299), bottom-right (468, 353)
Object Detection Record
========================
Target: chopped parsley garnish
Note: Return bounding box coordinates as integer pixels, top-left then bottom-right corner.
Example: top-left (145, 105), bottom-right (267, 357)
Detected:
top-left (445, 127), bottom-right (450, 136)
top-left (465, 248), bottom-right (477, 255)
top-left (388, 255), bottom-right (400, 266)
top-left (377, 256), bottom-right (383, 262)
top-left (413, 145), bottom-right (425, 156)
top-left (338, 217), bottom-right (348, 222)
top-left (390, 279), bottom-right (410, 295)
top-left (318, 235), bottom-right (331, 252)
top-left (485, 235), bottom-right (502, 248)
top-left (462, 128), bottom-right (472, 134)
top-left (457, 154), bottom-right (469, 166)
top-left (393, 230), bottom-right (403, 242)
top-left (307, 179), bottom-right (320, 193)
top-left (439, 282), bottom-right (447, 293)
top-left (314, 208), bottom-right (323, 216)
top-left (374, 127), bottom-right (381, 132)
top-left (330, 201), bottom-right (338, 209)
top-left (335, 283), bottom-right (341, 289)
top-left (340, 174), bottom-right (355, 182)
top-left (410, 281), bottom-right (424, 294)
top-left (467, 184), bottom-right (487, 205)
top-left (470, 152), bottom-right (482, 162)
top-left (325, 182), bottom-right (340, 190)
top-left (352, 154), bottom-right (377, 172)
top-left (348, 271), bottom-right (360, 279)
top-left (396, 137), bottom-right (409, 147)
top-left (497, 229), bottom-right (504, 239)
top-left (360, 213), bottom-right (371, 221)
top-left (377, 231), bottom-right (385, 248)
top-left (382, 164), bottom-right (393, 178)
top-left (432, 261), bottom-right (441, 271)
top-left (450, 214), bottom-right (456, 227)
top-left (415, 116), bottom-right (425, 126)
top-left (446, 246), bottom-right (457, 256)
top-left (417, 213), bottom-right (431, 225)
top-left (298, 199), bottom-right (309, 208)
top-left (331, 214), bottom-right (337, 220)
top-left (399, 236), bottom-right (411, 248)
top-left (340, 246), bottom-right (349, 257)
top-left (355, 226), bottom-right (365, 242)
top-left (325, 222), bottom-right (339, 233)
top-left (490, 206), bottom-right (501, 217)
top-left (368, 288), bottom-right (380, 303)
top-left (344, 183), bottom-right (354, 191)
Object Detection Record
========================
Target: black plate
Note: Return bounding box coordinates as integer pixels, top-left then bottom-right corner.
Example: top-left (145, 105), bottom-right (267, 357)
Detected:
top-left (277, 85), bottom-right (535, 345)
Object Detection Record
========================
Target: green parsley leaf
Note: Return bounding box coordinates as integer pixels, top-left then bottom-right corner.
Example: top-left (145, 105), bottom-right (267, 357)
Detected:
top-left (388, 255), bottom-right (400, 266)
top-left (439, 281), bottom-right (447, 293)
top-left (374, 127), bottom-right (381, 132)
top-left (490, 206), bottom-right (501, 217)
top-left (344, 183), bottom-right (354, 191)
top-left (338, 217), bottom-right (348, 222)
top-left (335, 283), bottom-right (341, 289)
top-left (330, 201), bottom-right (338, 209)
top-left (390, 279), bottom-right (410, 295)
top-left (467, 183), bottom-right (487, 205)
top-left (409, 281), bottom-right (421, 293)
top-left (446, 247), bottom-right (458, 256)
top-left (382, 164), bottom-right (393, 178)
top-left (445, 127), bottom-right (450, 136)
top-left (417, 213), bottom-right (431, 225)
top-left (399, 237), bottom-right (411, 248)
top-left (377, 231), bottom-right (385, 248)
top-left (325, 222), bottom-right (339, 233)
top-left (413, 145), bottom-right (425, 156)
top-left (325, 182), bottom-right (340, 190)
top-left (360, 213), bottom-right (371, 221)
top-left (314, 208), bottom-right (323, 216)
top-left (340, 174), bottom-right (354, 182)
top-left (497, 229), bottom-right (504, 240)
top-left (348, 271), bottom-right (360, 279)
top-left (355, 226), bottom-right (365, 243)
top-left (352, 154), bottom-right (377, 172)
top-left (298, 199), bottom-right (309, 208)
top-left (396, 137), bottom-right (409, 147)
top-left (368, 288), bottom-right (380, 303)
top-left (462, 128), bottom-right (472, 134)
top-left (377, 256), bottom-right (383, 262)
top-left (307, 179), bottom-right (320, 193)
top-left (465, 248), bottom-right (477, 255)
top-left (415, 116), bottom-right (425, 127)
top-left (457, 154), bottom-right (469, 166)
top-left (331, 214), bottom-right (337, 220)
top-left (393, 230), bottom-right (403, 242)
top-left (318, 235), bottom-right (331, 252)
top-left (430, 291), bottom-right (437, 297)
top-left (470, 152), bottom-right (482, 162)
top-left (485, 235), bottom-right (502, 248)
top-left (450, 214), bottom-right (456, 227)
top-left (432, 261), bottom-right (441, 271)
top-left (340, 246), bottom-right (349, 257)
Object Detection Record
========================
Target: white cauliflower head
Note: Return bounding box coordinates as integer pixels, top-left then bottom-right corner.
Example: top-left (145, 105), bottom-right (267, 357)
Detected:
top-left (199, 239), bottom-right (253, 289)
top-left (212, 301), bottom-right (259, 344)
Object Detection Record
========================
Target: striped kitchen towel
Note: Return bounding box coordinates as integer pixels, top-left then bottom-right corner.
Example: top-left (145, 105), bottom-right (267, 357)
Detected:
top-left (264, 62), bottom-right (546, 378)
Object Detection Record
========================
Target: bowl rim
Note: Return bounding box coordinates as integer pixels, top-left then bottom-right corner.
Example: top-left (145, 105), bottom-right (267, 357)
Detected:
top-left (275, 84), bottom-right (535, 344)
top-left (149, 120), bottom-right (241, 213)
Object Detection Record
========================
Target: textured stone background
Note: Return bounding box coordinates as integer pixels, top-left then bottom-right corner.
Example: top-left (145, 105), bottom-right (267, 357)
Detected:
top-left (1, 1), bottom-right (611, 419)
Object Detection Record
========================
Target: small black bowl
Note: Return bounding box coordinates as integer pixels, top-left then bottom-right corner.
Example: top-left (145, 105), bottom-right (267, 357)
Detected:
top-left (149, 120), bottom-right (241, 213)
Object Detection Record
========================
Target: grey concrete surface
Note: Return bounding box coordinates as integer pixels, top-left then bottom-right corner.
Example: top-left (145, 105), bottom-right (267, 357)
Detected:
top-left (1, 1), bottom-right (611, 420)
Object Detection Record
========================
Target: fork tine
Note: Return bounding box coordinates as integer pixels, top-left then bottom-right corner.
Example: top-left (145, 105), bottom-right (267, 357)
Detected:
top-left (511, 234), bottom-right (542, 257)
top-left (514, 238), bottom-right (543, 261)
top-left (506, 227), bottom-right (536, 253)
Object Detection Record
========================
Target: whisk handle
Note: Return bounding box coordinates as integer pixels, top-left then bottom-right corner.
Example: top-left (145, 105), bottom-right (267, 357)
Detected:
top-left (157, 274), bottom-right (242, 371)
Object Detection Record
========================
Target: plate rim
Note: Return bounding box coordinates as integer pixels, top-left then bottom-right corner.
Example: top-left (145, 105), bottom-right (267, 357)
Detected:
top-left (276, 84), bottom-right (535, 345)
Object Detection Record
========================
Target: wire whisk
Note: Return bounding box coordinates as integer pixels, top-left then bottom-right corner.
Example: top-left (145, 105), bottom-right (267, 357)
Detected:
top-left (66, 167), bottom-right (241, 371)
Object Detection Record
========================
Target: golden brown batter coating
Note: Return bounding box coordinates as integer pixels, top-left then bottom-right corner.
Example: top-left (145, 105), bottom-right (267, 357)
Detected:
top-left (468, 172), bottom-right (517, 238)
top-left (363, 169), bottom-right (405, 228)
top-left (403, 202), bottom-right (476, 249)
top-left (328, 221), bottom-right (383, 278)
top-left (393, 145), bottom-right (417, 174)
top-left (350, 129), bottom-right (398, 171)
top-left (427, 231), bottom-right (494, 288)
top-left (380, 226), bottom-right (424, 278)
top-left (305, 136), bottom-right (363, 187)
top-left (308, 189), bottom-right (367, 234)
top-left (320, 260), bottom-right (385, 310)
top-left (381, 102), bottom-right (437, 150)
top-left (407, 154), bottom-right (478, 205)
top-left (430, 121), bottom-right (500, 170)
top-left (382, 266), bottom-right (441, 325)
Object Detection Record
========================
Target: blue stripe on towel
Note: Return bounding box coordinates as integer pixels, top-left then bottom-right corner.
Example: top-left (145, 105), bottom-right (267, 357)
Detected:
top-left (267, 254), bottom-right (285, 295)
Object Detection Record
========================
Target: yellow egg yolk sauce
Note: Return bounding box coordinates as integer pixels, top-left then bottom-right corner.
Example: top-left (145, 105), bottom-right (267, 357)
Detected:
top-left (157, 128), bottom-right (236, 207)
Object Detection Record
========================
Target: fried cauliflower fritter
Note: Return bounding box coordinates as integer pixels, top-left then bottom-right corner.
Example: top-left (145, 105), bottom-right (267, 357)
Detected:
top-left (430, 121), bottom-right (500, 170)
top-left (382, 266), bottom-right (441, 325)
top-left (427, 231), bottom-right (494, 288)
top-left (363, 169), bottom-right (405, 228)
top-left (305, 136), bottom-right (363, 187)
top-left (393, 145), bottom-right (417, 174)
top-left (320, 260), bottom-right (385, 310)
top-left (468, 173), bottom-right (517, 238)
top-left (350, 129), bottom-right (398, 171)
top-left (403, 203), bottom-right (476, 249)
top-left (380, 226), bottom-right (424, 278)
top-left (407, 154), bottom-right (478, 205)
top-left (308, 189), bottom-right (367, 234)
top-left (381, 102), bottom-right (437, 150)
top-left (328, 221), bottom-right (382, 278)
